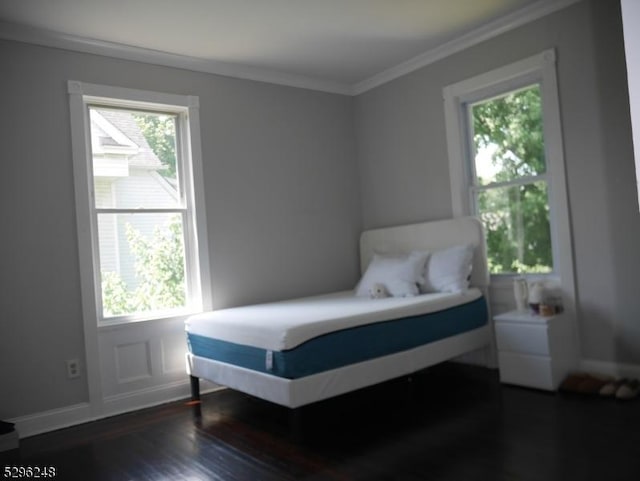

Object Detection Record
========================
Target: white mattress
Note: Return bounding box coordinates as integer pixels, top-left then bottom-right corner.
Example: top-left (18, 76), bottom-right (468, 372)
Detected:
top-left (185, 288), bottom-right (482, 351)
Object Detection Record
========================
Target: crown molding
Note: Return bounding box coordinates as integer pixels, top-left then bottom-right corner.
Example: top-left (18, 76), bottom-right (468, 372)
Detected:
top-left (0, 0), bottom-right (582, 97)
top-left (0, 20), bottom-right (353, 96)
top-left (352, 0), bottom-right (584, 95)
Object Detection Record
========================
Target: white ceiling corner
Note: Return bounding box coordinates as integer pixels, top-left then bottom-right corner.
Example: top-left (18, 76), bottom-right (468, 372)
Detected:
top-left (0, 0), bottom-right (584, 96)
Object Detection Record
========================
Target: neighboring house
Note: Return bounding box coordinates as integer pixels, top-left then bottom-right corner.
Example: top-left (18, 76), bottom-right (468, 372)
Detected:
top-left (90, 109), bottom-right (178, 291)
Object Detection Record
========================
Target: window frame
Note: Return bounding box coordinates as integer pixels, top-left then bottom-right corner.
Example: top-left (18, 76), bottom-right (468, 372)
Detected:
top-left (69, 81), bottom-right (212, 327)
top-left (466, 83), bottom-right (555, 275)
top-left (443, 50), bottom-right (575, 293)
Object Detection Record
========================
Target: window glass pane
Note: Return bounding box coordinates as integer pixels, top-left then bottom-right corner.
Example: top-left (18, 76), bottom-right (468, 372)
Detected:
top-left (90, 107), bottom-right (180, 208)
top-left (98, 213), bottom-right (186, 318)
top-left (477, 181), bottom-right (552, 274)
top-left (472, 85), bottom-right (546, 186)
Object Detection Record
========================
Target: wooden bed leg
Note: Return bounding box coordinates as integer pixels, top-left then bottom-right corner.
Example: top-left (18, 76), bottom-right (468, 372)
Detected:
top-left (406, 375), bottom-right (416, 405)
top-left (190, 375), bottom-right (201, 402)
top-left (289, 408), bottom-right (304, 441)
top-left (189, 375), bottom-right (202, 420)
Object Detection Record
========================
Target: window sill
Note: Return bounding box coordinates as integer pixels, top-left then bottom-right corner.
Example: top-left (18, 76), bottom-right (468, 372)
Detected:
top-left (489, 272), bottom-right (560, 288)
top-left (98, 309), bottom-right (200, 329)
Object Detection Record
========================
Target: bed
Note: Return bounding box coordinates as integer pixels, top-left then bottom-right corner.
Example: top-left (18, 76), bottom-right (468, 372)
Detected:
top-left (186, 216), bottom-right (491, 409)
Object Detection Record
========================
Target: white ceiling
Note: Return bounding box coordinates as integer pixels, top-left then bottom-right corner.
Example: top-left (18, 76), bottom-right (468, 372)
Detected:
top-left (0, 0), bottom-right (579, 94)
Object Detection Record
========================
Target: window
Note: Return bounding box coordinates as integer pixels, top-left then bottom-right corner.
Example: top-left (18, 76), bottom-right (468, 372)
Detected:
top-left (444, 50), bottom-right (574, 283)
top-left (469, 85), bottom-right (552, 274)
top-left (69, 82), bottom-right (211, 324)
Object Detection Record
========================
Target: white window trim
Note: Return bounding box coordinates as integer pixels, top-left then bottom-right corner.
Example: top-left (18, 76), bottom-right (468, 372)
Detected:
top-left (69, 81), bottom-right (212, 411)
top-left (69, 81), bottom-right (212, 321)
top-left (443, 49), bottom-right (577, 314)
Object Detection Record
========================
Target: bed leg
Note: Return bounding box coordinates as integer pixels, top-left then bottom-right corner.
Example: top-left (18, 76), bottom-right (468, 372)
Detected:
top-left (188, 375), bottom-right (202, 420)
top-left (190, 375), bottom-right (200, 402)
top-left (406, 375), bottom-right (417, 406)
top-left (289, 408), bottom-right (304, 441)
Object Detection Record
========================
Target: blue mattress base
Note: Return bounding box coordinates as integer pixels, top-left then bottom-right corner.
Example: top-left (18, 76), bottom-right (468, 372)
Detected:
top-left (187, 296), bottom-right (487, 380)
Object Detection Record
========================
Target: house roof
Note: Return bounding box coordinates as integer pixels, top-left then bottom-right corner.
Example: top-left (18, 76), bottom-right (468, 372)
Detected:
top-left (92, 109), bottom-right (164, 169)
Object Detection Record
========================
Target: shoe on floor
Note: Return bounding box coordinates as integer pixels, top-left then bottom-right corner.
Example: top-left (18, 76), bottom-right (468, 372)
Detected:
top-left (559, 372), bottom-right (612, 394)
top-left (615, 379), bottom-right (640, 400)
top-left (600, 378), bottom-right (627, 397)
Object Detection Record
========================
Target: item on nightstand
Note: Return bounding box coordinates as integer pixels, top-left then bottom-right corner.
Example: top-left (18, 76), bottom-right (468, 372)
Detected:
top-left (513, 277), bottom-right (528, 311)
top-left (542, 285), bottom-right (564, 314)
top-left (528, 281), bottom-right (545, 314)
top-left (369, 282), bottom-right (389, 299)
top-left (539, 304), bottom-right (555, 316)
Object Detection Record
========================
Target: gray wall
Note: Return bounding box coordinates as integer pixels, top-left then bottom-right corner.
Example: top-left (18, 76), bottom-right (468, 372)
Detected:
top-left (0, 40), bottom-right (360, 418)
top-left (355, 0), bottom-right (640, 365)
top-left (2, 0), bottom-right (639, 421)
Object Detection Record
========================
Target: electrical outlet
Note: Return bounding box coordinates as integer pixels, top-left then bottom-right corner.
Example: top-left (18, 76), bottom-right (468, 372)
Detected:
top-left (66, 359), bottom-right (80, 379)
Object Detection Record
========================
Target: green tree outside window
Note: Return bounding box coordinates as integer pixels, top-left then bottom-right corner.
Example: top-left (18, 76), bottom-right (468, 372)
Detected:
top-left (472, 86), bottom-right (553, 274)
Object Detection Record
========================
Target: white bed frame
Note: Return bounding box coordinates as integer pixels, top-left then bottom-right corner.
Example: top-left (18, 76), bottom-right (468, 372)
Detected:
top-left (187, 216), bottom-right (491, 408)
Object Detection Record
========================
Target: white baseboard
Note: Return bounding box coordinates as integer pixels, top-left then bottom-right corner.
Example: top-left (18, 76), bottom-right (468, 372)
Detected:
top-left (0, 430), bottom-right (19, 452)
top-left (9, 402), bottom-right (93, 439)
top-left (580, 359), bottom-right (640, 379)
top-left (102, 379), bottom-right (193, 417)
top-left (10, 380), bottom-right (222, 439)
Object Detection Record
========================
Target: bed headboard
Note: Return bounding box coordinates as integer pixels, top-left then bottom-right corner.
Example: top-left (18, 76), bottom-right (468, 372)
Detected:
top-left (359, 216), bottom-right (489, 289)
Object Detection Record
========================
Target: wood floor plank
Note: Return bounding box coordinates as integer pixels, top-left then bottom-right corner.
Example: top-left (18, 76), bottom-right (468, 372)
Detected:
top-left (4, 363), bottom-right (640, 480)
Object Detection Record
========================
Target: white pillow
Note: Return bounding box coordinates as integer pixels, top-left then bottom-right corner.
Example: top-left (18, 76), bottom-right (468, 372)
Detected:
top-left (355, 251), bottom-right (429, 298)
top-left (420, 244), bottom-right (474, 293)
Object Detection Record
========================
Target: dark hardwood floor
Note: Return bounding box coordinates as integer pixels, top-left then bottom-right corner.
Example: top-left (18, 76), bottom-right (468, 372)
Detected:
top-left (4, 363), bottom-right (640, 480)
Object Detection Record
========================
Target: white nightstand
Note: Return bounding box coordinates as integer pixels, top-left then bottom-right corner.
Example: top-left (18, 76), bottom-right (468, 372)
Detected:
top-left (494, 309), bottom-right (574, 391)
